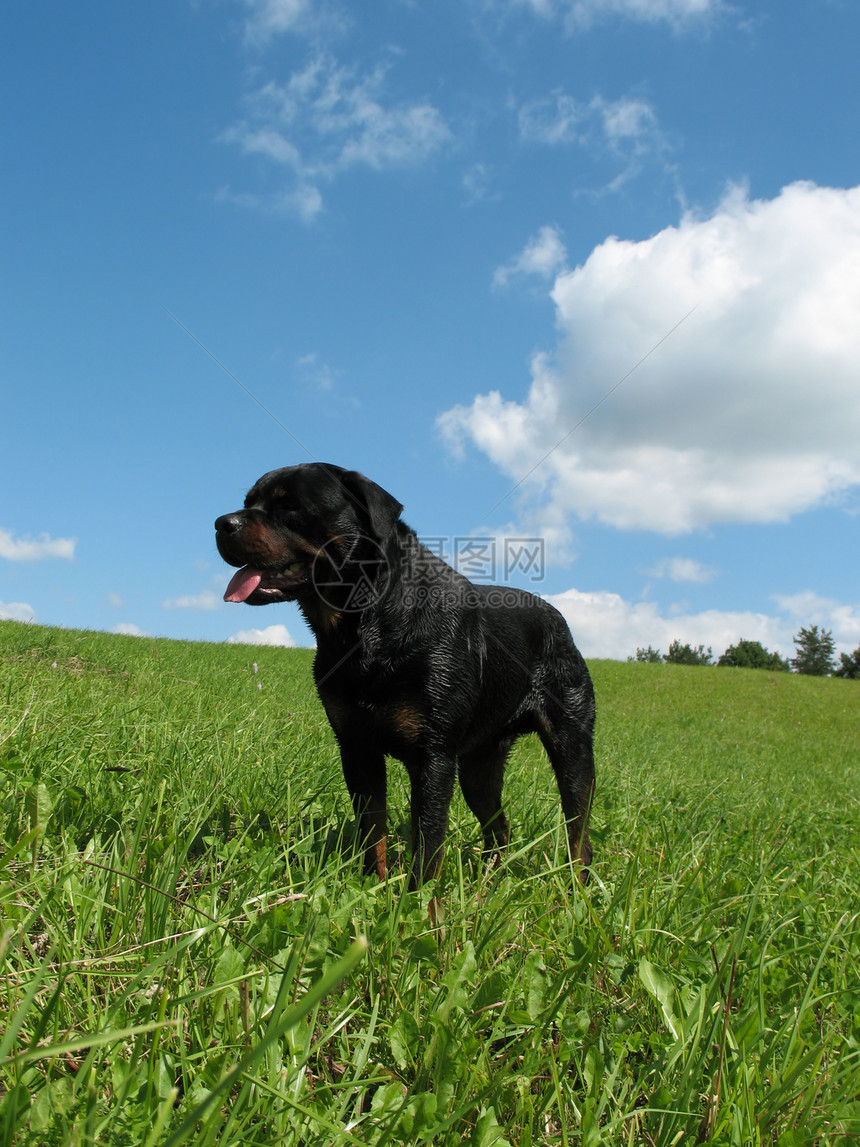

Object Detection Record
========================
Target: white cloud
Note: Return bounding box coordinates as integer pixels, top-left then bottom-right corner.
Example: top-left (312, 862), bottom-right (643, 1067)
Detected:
top-left (773, 592), bottom-right (860, 652)
top-left (517, 93), bottom-right (667, 190)
top-left (519, 93), bottom-right (658, 148)
top-left (440, 182), bottom-right (860, 534)
top-left (297, 352), bottom-right (336, 391)
top-left (547, 586), bottom-right (845, 662)
top-left (227, 624), bottom-right (297, 646)
top-left (649, 557), bottom-right (716, 583)
top-left (223, 54), bottom-right (450, 219)
top-left (338, 101), bottom-right (450, 171)
top-left (512, 0), bottom-right (556, 14)
top-left (494, 225), bottom-right (568, 287)
top-left (545, 583), bottom-right (860, 661)
top-left (226, 125), bottom-right (303, 167)
top-left (510, 0), bottom-right (720, 30)
top-left (241, 0), bottom-right (348, 47)
top-left (216, 182), bottom-right (324, 223)
top-left (113, 623), bottom-right (146, 637)
top-left (0, 600), bottom-right (36, 622)
top-left (599, 97), bottom-right (659, 150)
top-left (574, 0), bottom-right (719, 27)
top-left (518, 93), bottom-right (586, 146)
top-left (243, 0), bottom-right (310, 44)
top-left (162, 590), bottom-right (221, 611)
top-left (0, 528), bottom-right (76, 562)
top-left (463, 163), bottom-right (495, 205)
top-left (547, 587), bottom-right (789, 660)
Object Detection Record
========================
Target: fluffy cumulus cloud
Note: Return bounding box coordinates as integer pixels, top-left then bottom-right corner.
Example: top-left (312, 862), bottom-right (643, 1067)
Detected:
top-left (440, 182), bottom-right (860, 535)
top-left (547, 588), bottom-right (786, 660)
top-left (545, 587), bottom-right (860, 662)
top-left (222, 54), bottom-right (450, 218)
top-left (0, 528), bottom-right (76, 561)
top-left (227, 624), bottom-right (297, 646)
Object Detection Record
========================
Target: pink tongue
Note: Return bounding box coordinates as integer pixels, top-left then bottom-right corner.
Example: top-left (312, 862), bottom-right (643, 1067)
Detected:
top-left (224, 567), bottom-right (263, 603)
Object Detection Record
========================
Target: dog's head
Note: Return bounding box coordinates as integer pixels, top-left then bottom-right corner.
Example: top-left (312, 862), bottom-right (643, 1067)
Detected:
top-left (215, 463), bottom-right (403, 608)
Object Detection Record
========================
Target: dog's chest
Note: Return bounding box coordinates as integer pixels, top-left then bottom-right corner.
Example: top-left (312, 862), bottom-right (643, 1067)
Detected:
top-left (318, 683), bottom-right (427, 752)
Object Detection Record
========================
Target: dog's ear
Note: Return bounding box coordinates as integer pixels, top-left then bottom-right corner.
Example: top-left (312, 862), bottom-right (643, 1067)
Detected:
top-left (338, 469), bottom-right (404, 540)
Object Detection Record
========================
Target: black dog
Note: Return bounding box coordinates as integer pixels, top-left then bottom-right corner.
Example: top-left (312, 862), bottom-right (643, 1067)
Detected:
top-left (215, 463), bottom-right (595, 886)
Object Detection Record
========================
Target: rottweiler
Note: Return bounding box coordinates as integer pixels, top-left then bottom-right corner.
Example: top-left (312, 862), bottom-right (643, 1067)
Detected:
top-left (215, 463), bottom-right (595, 887)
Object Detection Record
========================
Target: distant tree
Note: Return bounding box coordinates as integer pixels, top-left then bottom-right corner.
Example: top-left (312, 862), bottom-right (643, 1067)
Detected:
top-left (664, 639), bottom-right (713, 666)
top-left (718, 639), bottom-right (790, 672)
top-left (791, 625), bottom-right (836, 676)
top-left (834, 644), bottom-right (860, 679)
top-left (630, 645), bottom-right (663, 663)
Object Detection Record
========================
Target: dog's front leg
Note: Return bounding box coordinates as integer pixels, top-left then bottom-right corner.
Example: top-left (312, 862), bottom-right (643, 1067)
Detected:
top-left (340, 748), bottom-right (388, 881)
top-left (406, 752), bottom-right (457, 888)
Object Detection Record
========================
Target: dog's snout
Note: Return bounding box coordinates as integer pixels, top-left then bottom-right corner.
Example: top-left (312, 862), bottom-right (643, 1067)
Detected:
top-left (215, 513), bottom-right (243, 535)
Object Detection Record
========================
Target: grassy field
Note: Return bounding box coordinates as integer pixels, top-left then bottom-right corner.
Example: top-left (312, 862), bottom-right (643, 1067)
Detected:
top-left (1, 618), bottom-right (858, 1145)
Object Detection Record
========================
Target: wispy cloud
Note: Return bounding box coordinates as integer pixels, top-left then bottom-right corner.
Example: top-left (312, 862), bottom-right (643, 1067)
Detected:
top-left (518, 92), bottom-right (667, 188)
top-left (241, 0), bottom-right (348, 47)
top-left (649, 557), bottom-right (716, 583)
top-left (462, 162), bottom-right (495, 205)
top-left (222, 53), bottom-right (451, 219)
top-left (494, 225), bottom-right (568, 287)
top-left (508, 0), bottom-right (721, 32)
top-left (297, 351), bottom-right (337, 392)
top-left (600, 97), bottom-right (660, 151)
top-left (215, 182), bottom-right (324, 223)
top-left (0, 528), bottom-right (76, 562)
top-left (243, 0), bottom-right (310, 44)
top-left (162, 590), bottom-right (221, 611)
top-left (518, 92), bottom-right (588, 146)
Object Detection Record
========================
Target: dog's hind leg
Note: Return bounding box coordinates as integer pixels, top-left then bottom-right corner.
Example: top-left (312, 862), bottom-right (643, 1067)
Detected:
top-left (457, 738), bottom-right (513, 862)
top-left (538, 704), bottom-right (595, 884)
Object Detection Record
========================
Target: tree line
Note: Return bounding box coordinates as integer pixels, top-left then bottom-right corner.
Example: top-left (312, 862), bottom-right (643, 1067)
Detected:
top-left (630, 625), bottom-right (860, 678)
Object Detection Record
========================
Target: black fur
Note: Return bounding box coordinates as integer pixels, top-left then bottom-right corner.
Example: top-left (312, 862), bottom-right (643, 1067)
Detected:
top-left (215, 463), bottom-right (595, 886)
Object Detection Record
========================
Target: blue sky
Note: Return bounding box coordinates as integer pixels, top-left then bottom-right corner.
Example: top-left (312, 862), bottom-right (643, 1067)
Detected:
top-left (3, 0), bottom-right (859, 660)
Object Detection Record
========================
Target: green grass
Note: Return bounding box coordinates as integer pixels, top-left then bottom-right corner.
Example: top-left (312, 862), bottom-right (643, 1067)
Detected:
top-left (1, 618), bottom-right (858, 1145)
